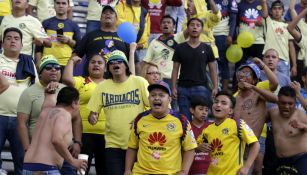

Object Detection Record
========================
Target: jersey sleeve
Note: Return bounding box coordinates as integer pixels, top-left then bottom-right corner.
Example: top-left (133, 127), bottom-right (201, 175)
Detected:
top-left (139, 77), bottom-right (150, 109)
top-left (239, 119), bottom-right (258, 145)
top-left (73, 76), bottom-right (84, 90)
top-left (87, 84), bottom-right (103, 113)
top-left (182, 120), bottom-right (198, 151)
top-left (127, 120), bottom-right (140, 149)
top-left (30, 17), bottom-right (48, 39)
top-left (72, 23), bottom-right (82, 46)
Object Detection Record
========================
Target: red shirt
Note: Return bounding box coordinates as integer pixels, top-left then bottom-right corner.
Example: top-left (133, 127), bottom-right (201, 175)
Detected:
top-left (141, 0), bottom-right (182, 33)
top-left (189, 121), bottom-right (211, 175)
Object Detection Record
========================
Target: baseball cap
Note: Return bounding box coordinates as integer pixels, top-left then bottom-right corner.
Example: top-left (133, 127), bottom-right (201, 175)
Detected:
top-left (238, 63), bottom-right (261, 80)
top-left (106, 50), bottom-right (129, 66)
top-left (148, 81), bottom-right (171, 96)
top-left (102, 5), bottom-right (117, 14)
top-left (39, 55), bottom-right (60, 73)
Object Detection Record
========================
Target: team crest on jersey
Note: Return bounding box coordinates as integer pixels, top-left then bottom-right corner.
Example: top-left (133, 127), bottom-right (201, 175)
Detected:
top-left (256, 5), bottom-right (262, 11)
top-left (57, 23), bottom-right (64, 29)
top-left (222, 0), bottom-right (228, 6)
top-left (167, 40), bottom-right (174, 47)
top-left (222, 128), bottom-right (229, 135)
top-left (19, 23), bottom-right (26, 29)
top-left (167, 122), bottom-right (175, 132)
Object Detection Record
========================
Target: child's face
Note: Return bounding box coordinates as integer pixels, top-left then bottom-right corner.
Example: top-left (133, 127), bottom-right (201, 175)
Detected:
top-left (270, 6), bottom-right (284, 20)
top-left (191, 105), bottom-right (209, 122)
top-left (212, 95), bottom-right (233, 119)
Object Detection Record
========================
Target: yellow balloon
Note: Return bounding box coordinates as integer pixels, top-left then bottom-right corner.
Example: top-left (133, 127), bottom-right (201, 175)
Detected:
top-left (237, 31), bottom-right (254, 48)
top-left (226, 44), bottom-right (243, 63)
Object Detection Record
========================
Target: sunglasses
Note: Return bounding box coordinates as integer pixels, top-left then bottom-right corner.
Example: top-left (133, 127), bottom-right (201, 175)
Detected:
top-left (108, 59), bottom-right (124, 65)
top-left (236, 71), bottom-right (252, 78)
top-left (44, 64), bottom-right (61, 71)
top-left (147, 71), bottom-right (161, 76)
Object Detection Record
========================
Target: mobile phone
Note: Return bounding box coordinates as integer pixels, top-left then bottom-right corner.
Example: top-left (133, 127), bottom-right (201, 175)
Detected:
top-left (56, 28), bottom-right (64, 36)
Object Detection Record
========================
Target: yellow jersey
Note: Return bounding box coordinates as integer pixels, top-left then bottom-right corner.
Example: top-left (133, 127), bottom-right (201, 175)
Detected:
top-left (197, 118), bottom-right (258, 175)
top-left (74, 77), bottom-right (105, 135)
top-left (87, 75), bottom-right (150, 149)
top-left (128, 110), bottom-right (197, 174)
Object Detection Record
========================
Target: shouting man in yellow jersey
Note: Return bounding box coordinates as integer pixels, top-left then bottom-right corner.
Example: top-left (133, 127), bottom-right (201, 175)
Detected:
top-left (197, 91), bottom-right (259, 175)
top-left (124, 81), bottom-right (197, 175)
top-left (87, 50), bottom-right (149, 175)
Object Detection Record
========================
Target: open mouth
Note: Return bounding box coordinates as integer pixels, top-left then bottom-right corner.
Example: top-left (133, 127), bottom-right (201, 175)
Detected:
top-left (113, 66), bottom-right (120, 70)
top-left (153, 102), bottom-right (162, 107)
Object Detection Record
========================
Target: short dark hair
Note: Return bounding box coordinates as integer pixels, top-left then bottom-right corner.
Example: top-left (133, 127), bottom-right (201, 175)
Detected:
top-left (83, 54), bottom-right (106, 77)
top-left (3, 27), bottom-right (23, 42)
top-left (56, 87), bottom-right (80, 106)
top-left (278, 86), bottom-right (296, 99)
top-left (270, 0), bottom-right (284, 10)
top-left (215, 91), bottom-right (236, 108)
top-left (190, 96), bottom-right (209, 109)
top-left (187, 18), bottom-right (204, 28)
top-left (161, 15), bottom-right (176, 25)
top-left (54, 0), bottom-right (70, 5)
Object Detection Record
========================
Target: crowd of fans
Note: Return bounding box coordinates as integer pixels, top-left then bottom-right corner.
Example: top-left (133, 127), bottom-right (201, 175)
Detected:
top-left (0, 0), bottom-right (307, 174)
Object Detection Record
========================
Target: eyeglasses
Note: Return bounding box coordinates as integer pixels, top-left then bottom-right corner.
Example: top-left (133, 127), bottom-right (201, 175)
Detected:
top-left (44, 64), bottom-right (61, 71)
top-left (236, 71), bottom-right (252, 78)
top-left (108, 59), bottom-right (124, 65)
top-left (146, 72), bottom-right (161, 76)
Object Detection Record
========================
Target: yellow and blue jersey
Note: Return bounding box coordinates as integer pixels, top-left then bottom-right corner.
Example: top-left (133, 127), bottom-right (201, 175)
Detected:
top-left (40, 17), bottom-right (81, 66)
top-left (128, 110), bottom-right (197, 174)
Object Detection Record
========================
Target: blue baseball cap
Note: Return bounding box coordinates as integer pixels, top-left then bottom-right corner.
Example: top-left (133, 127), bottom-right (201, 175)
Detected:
top-left (238, 63), bottom-right (261, 79)
top-left (148, 81), bottom-right (171, 96)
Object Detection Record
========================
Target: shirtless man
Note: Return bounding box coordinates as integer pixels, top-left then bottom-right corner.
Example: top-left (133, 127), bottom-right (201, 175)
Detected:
top-left (269, 86), bottom-right (307, 174)
top-left (22, 83), bottom-right (87, 174)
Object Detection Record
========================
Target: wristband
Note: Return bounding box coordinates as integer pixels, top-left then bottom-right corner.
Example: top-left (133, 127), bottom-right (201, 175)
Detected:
top-left (72, 138), bottom-right (82, 147)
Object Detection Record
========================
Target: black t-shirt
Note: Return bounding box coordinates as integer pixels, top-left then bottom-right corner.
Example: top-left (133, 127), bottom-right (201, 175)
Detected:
top-left (172, 42), bottom-right (215, 87)
top-left (73, 29), bottom-right (130, 58)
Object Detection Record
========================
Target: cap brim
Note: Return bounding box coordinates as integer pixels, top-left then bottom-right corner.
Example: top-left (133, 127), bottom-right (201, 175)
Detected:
top-left (148, 84), bottom-right (171, 95)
